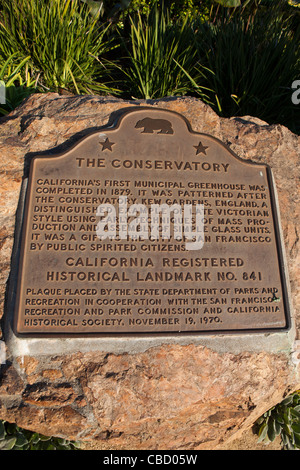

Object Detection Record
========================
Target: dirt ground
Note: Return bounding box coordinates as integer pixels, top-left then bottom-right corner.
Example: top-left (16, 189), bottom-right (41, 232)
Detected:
top-left (219, 426), bottom-right (282, 450)
top-left (82, 426), bottom-right (282, 451)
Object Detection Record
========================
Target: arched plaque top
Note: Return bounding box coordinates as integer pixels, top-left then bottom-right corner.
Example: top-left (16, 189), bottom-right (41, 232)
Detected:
top-left (29, 107), bottom-right (266, 172)
top-left (95, 107), bottom-right (266, 170)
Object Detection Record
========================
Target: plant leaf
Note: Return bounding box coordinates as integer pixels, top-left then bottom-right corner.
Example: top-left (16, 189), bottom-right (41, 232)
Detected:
top-left (0, 437), bottom-right (17, 450)
top-left (15, 433), bottom-right (29, 448)
top-left (291, 423), bottom-right (300, 434)
top-left (214, 0), bottom-right (241, 6)
top-left (274, 420), bottom-right (282, 436)
top-left (257, 422), bottom-right (268, 443)
top-left (0, 421), bottom-right (6, 440)
top-left (267, 419), bottom-right (276, 442)
top-left (281, 396), bottom-right (294, 406)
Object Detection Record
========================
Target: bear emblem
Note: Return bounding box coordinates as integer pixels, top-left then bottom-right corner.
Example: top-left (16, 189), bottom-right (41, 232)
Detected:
top-left (135, 117), bottom-right (174, 134)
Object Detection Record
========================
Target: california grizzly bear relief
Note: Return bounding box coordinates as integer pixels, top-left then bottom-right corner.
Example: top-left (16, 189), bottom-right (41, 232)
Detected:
top-left (135, 117), bottom-right (174, 134)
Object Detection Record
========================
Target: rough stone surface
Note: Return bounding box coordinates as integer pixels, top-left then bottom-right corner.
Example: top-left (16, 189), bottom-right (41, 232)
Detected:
top-left (0, 94), bottom-right (299, 449)
top-left (0, 346), bottom-right (297, 449)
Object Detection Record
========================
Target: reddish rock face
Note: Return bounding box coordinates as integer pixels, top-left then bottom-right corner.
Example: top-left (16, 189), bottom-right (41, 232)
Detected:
top-left (0, 345), bottom-right (297, 449)
top-left (0, 94), bottom-right (299, 449)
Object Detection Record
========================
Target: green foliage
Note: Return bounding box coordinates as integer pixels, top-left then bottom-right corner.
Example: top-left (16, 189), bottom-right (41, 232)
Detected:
top-left (80, 0), bottom-right (105, 17)
top-left (0, 420), bottom-right (81, 450)
top-left (256, 391), bottom-right (300, 450)
top-left (0, 0), bottom-right (118, 95)
top-left (288, 0), bottom-right (300, 7)
top-left (0, 54), bottom-right (37, 116)
top-left (214, 0), bottom-right (241, 6)
top-left (118, 5), bottom-right (212, 100)
top-left (189, 6), bottom-right (300, 133)
top-left (121, 0), bottom-right (300, 20)
top-left (121, 1), bottom-right (218, 21)
top-left (80, 0), bottom-right (131, 20)
top-left (0, 0), bottom-right (298, 134)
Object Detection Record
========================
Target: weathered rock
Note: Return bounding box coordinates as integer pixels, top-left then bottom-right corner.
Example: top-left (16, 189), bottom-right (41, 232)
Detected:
top-left (0, 94), bottom-right (299, 449)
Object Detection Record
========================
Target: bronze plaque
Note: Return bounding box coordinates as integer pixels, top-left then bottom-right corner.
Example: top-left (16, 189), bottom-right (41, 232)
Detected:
top-left (14, 108), bottom-right (291, 335)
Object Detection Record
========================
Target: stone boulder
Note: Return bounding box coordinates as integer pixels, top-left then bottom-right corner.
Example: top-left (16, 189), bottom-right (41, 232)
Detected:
top-left (0, 94), bottom-right (299, 449)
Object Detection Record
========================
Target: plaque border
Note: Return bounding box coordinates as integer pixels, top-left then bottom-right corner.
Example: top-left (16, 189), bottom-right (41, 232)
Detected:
top-left (12, 107), bottom-right (292, 337)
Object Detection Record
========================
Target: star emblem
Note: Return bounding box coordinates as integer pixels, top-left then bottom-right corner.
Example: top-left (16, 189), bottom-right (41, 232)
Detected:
top-left (194, 142), bottom-right (208, 155)
top-left (100, 138), bottom-right (115, 151)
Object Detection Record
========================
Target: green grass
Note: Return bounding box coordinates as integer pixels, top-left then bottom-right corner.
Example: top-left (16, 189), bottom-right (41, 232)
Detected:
top-left (189, 7), bottom-right (300, 132)
top-left (0, 0), bottom-right (298, 133)
top-left (0, 54), bottom-right (37, 115)
top-left (117, 5), bottom-right (212, 101)
top-left (0, 0), bottom-right (118, 95)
